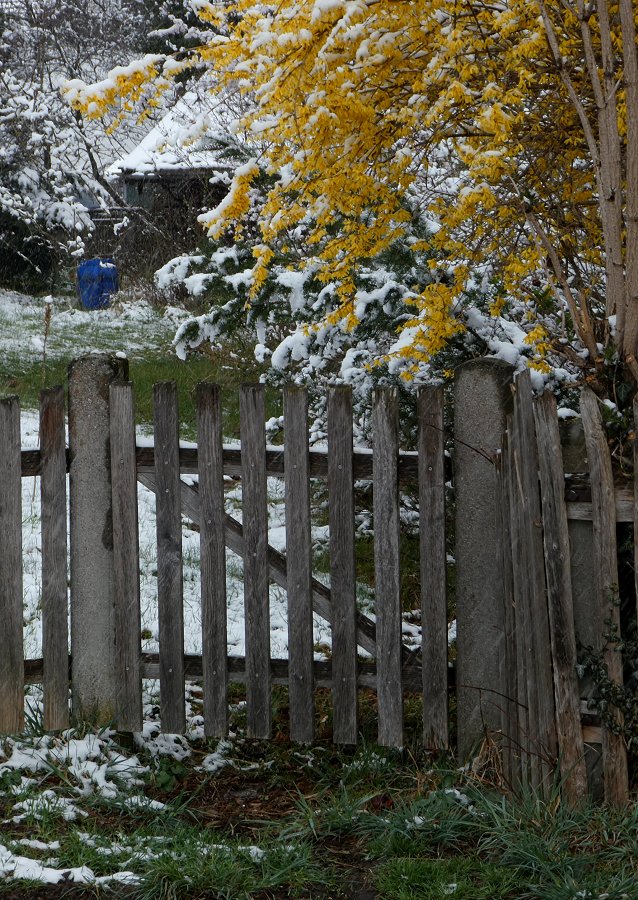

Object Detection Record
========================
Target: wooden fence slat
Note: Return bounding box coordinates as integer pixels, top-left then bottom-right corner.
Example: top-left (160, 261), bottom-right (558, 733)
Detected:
top-left (580, 388), bottom-right (629, 805)
top-left (512, 377), bottom-right (543, 793)
top-left (495, 436), bottom-right (519, 787)
top-left (534, 392), bottom-right (587, 805)
top-left (418, 386), bottom-right (448, 750)
top-left (507, 411), bottom-right (530, 787)
top-left (284, 387), bottom-right (314, 743)
top-left (511, 372), bottom-right (557, 794)
top-left (110, 383), bottom-right (142, 732)
top-left (40, 386), bottom-right (69, 731)
top-left (327, 387), bottom-right (358, 744)
top-left (0, 396), bottom-right (24, 733)
top-left (240, 385), bottom-right (271, 739)
top-left (154, 382), bottom-right (185, 733)
top-left (634, 395), bottom-right (638, 622)
top-left (197, 384), bottom-right (228, 738)
top-left (373, 388), bottom-right (403, 748)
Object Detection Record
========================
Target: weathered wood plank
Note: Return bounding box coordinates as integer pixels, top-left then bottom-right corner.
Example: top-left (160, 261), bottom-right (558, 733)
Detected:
top-left (0, 396), bottom-right (24, 733)
top-left (40, 386), bottom-right (69, 731)
top-left (495, 436), bottom-right (519, 787)
top-left (154, 382), bottom-right (185, 733)
top-left (534, 392), bottom-right (587, 806)
top-left (140, 447), bottom-right (635, 525)
top-left (634, 395), bottom-right (638, 622)
top-left (507, 411), bottom-right (530, 787)
top-left (373, 388), bottom-right (402, 748)
top-left (197, 383), bottom-right (228, 738)
top-left (328, 387), bottom-right (358, 744)
top-left (565, 495), bottom-right (633, 521)
top-left (240, 385), bottom-right (271, 739)
top-left (511, 372), bottom-right (557, 795)
top-left (418, 386), bottom-right (448, 751)
top-left (133, 446), bottom-right (421, 482)
top-left (284, 387), bottom-right (314, 743)
top-left (110, 383), bottom-right (142, 732)
top-left (23, 653), bottom-right (425, 692)
top-left (580, 388), bottom-right (628, 805)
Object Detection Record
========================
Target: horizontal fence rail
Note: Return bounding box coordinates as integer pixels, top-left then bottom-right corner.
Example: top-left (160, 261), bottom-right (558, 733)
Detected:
top-left (20, 446), bottom-right (633, 517)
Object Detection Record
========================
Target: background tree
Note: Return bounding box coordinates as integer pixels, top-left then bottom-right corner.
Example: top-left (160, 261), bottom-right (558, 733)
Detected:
top-left (0, 0), bottom-right (154, 289)
top-left (64, 0), bottom-right (638, 401)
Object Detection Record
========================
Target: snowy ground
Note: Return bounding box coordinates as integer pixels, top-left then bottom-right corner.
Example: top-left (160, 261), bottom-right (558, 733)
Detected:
top-left (0, 288), bottom-right (188, 371)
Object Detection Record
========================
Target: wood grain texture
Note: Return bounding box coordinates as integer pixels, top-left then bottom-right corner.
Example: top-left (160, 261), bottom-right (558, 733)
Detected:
top-left (0, 396), bottom-right (24, 733)
top-left (418, 386), bottom-right (448, 751)
top-left (23, 653), bottom-right (425, 692)
top-left (110, 383), bottom-right (142, 732)
top-left (154, 382), bottom-right (185, 733)
top-left (634, 395), bottom-right (638, 622)
top-left (373, 389), bottom-right (403, 748)
top-left (133, 446), bottom-right (421, 482)
top-left (534, 392), bottom-right (587, 806)
top-left (511, 372), bottom-right (557, 795)
top-left (197, 384), bottom-right (228, 738)
top-left (240, 385), bottom-right (271, 739)
top-left (283, 387), bottom-right (314, 743)
top-left (507, 411), bottom-right (530, 787)
top-left (327, 387), bottom-right (358, 744)
top-left (581, 388), bottom-right (628, 805)
top-left (495, 435), bottom-right (519, 788)
top-left (40, 386), bottom-right (69, 731)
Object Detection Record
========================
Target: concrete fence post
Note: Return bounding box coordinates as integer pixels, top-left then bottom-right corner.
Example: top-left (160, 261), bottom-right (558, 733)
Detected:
top-left (454, 358), bottom-right (514, 760)
top-left (68, 354), bottom-right (128, 724)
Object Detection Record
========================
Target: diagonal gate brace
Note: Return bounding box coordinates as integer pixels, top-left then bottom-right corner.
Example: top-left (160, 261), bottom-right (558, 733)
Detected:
top-left (139, 473), bottom-right (419, 666)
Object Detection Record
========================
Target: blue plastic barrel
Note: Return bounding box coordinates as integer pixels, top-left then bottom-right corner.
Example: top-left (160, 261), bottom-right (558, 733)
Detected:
top-left (77, 257), bottom-right (118, 310)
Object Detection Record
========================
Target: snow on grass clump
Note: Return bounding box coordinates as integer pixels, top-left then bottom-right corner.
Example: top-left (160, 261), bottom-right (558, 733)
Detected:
top-left (0, 844), bottom-right (138, 886)
top-left (0, 730), bottom-right (148, 800)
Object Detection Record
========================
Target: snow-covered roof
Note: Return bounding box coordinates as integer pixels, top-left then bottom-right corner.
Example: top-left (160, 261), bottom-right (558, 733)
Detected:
top-left (107, 93), bottom-right (236, 179)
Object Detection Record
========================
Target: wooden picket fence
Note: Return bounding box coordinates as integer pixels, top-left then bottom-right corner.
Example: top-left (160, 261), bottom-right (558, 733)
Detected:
top-left (497, 369), bottom-right (631, 806)
top-left (0, 375), bottom-right (446, 751)
top-left (0, 357), bottom-right (636, 805)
